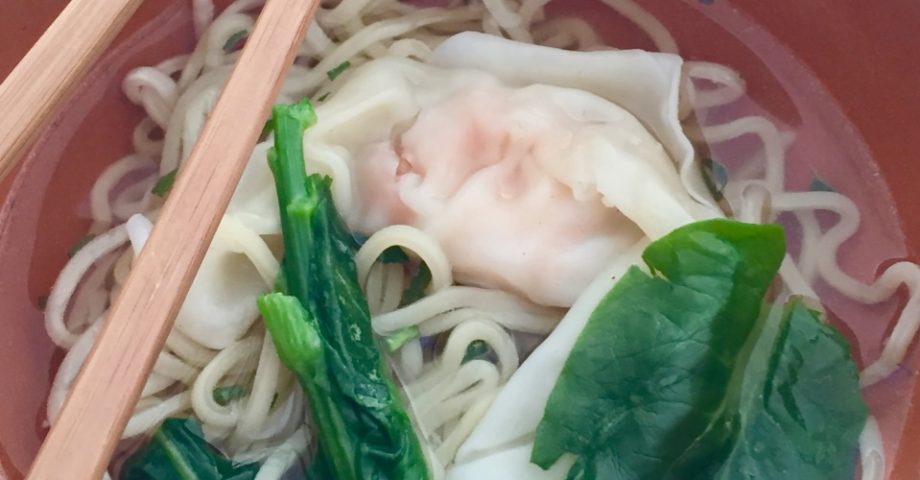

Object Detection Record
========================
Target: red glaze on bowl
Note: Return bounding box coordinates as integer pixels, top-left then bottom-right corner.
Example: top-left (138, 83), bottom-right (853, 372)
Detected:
top-left (0, 1), bottom-right (918, 478)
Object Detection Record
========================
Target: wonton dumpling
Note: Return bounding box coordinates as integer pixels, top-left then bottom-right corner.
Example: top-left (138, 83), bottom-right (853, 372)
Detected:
top-left (430, 32), bottom-right (717, 211)
top-left (299, 39), bottom-right (712, 308)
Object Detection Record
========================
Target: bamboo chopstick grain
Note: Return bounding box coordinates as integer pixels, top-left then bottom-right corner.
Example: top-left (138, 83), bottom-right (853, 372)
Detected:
top-left (26, 0), bottom-right (320, 478)
top-left (0, 0), bottom-right (144, 182)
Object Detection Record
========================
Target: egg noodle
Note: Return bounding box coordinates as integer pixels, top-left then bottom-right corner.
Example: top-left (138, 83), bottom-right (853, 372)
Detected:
top-left (42, 0), bottom-right (909, 478)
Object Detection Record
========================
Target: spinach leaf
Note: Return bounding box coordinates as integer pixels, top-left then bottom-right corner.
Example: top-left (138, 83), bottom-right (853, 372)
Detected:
top-left (120, 418), bottom-right (259, 480)
top-left (532, 220), bottom-right (866, 480)
top-left (259, 99), bottom-right (430, 480)
top-left (707, 300), bottom-right (866, 480)
top-left (531, 219), bottom-right (786, 479)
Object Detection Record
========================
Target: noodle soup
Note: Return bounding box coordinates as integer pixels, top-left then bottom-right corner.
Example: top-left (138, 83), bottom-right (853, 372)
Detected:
top-left (1, 0), bottom-right (918, 478)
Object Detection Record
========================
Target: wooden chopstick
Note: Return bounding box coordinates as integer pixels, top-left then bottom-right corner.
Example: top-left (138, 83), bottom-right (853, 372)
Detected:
top-left (26, 0), bottom-right (320, 478)
top-left (0, 0), bottom-right (145, 182)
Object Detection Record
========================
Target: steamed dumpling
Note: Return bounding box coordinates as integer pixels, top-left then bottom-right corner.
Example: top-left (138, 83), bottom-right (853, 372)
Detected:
top-left (298, 36), bottom-right (713, 308)
top-left (352, 78), bottom-right (647, 307)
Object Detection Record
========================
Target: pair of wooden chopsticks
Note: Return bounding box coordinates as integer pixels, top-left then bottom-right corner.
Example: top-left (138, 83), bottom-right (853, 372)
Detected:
top-left (0, 0), bottom-right (320, 478)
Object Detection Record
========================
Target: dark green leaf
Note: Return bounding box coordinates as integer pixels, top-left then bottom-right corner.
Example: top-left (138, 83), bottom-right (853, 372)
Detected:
top-left (223, 30), bottom-right (248, 52)
top-left (326, 61), bottom-right (351, 81)
top-left (67, 234), bottom-right (96, 258)
top-left (120, 417), bottom-right (259, 480)
top-left (707, 300), bottom-right (866, 480)
top-left (261, 99), bottom-right (430, 480)
top-left (152, 169), bottom-right (178, 198)
top-left (212, 385), bottom-right (246, 406)
top-left (532, 219), bottom-right (786, 479)
top-left (808, 176), bottom-right (835, 193)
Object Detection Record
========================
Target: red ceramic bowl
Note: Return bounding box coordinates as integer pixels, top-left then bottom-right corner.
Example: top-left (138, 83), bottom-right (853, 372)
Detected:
top-left (1, 1), bottom-right (918, 478)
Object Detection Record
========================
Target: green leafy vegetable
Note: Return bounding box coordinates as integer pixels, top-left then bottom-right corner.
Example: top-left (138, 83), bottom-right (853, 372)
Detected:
top-left (152, 169), bottom-right (178, 198)
top-left (326, 61), bottom-right (351, 81)
top-left (532, 219), bottom-right (785, 479)
top-left (259, 99), bottom-right (430, 480)
top-left (120, 417), bottom-right (259, 480)
top-left (36, 295), bottom-right (48, 310)
top-left (212, 385), bottom-right (246, 406)
top-left (68, 234), bottom-right (96, 258)
top-left (808, 176), bottom-right (835, 193)
top-left (531, 219), bottom-right (866, 480)
top-left (708, 300), bottom-right (866, 480)
top-left (223, 30), bottom-right (248, 52)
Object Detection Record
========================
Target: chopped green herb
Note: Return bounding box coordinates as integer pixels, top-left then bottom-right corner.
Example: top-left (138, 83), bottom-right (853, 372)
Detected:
top-left (701, 157), bottom-right (729, 200)
top-left (809, 176), bottom-right (835, 193)
top-left (384, 326), bottom-right (421, 352)
top-left (120, 417), bottom-right (259, 480)
top-left (223, 30), bottom-right (248, 53)
top-left (67, 234), bottom-right (96, 258)
top-left (37, 295), bottom-right (48, 310)
top-left (462, 340), bottom-right (490, 363)
top-left (317, 92), bottom-right (331, 102)
top-left (326, 61), bottom-right (351, 81)
top-left (212, 385), bottom-right (246, 406)
top-left (151, 169), bottom-right (178, 198)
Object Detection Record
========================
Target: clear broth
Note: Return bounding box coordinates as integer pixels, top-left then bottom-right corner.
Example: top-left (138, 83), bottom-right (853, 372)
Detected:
top-left (1, 0), bottom-right (918, 478)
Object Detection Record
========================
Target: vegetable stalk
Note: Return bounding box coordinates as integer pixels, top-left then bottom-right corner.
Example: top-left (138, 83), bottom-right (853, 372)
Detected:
top-left (259, 99), bottom-right (430, 480)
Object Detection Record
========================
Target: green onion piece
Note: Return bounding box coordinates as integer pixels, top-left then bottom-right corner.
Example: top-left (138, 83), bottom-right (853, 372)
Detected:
top-left (151, 169), bottom-right (178, 198)
top-left (326, 61), bottom-right (351, 81)
top-left (223, 30), bottom-right (248, 52)
top-left (384, 326), bottom-right (421, 352)
top-left (212, 385), bottom-right (247, 406)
